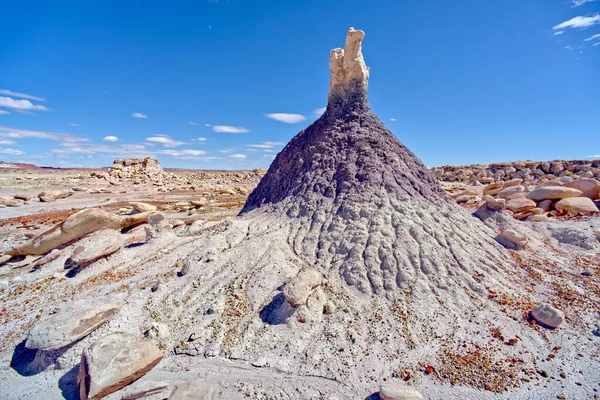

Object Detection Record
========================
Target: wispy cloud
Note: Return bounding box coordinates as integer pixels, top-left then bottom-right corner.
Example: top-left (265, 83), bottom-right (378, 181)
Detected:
top-left (103, 136), bottom-right (118, 142)
top-left (584, 33), bottom-right (600, 41)
top-left (587, 154), bottom-right (600, 158)
top-left (265, 113), bottom-right (307, 124)
top-left (212, 125), bottom-right (249, 133)
top-left (156, 149), bottom-right (207, 157)
top-left (554, 30), bottom-right (565, 36)
top-left (565, 45), bottom-right (573, 50)
top-left (204, 123), bottom-right (212, 127)
top-left (0, 89), bottom-right (45, 102)
top-left (594, 42), bottom-right (600, 46)
top-left (553, 14), bottom-right (600, 31)
top-left (145, 134), bottom-right (186, 147)
top-left (246, 141), bottom-right (284, 149)
top-left (69, 123), bottom-right (81, 127)
top-left (390, 118), bottom-right (397, 122)
top-left (218, 147), bottom-right (235, 153)
top-left (313, 107), bottom-right (326, 117)
top-left (197, 137), bottom-right (208, 142)
top-left (131, 112), bottom-right (148, 119)
top-left (0, 147), bottom-right (25, 156)
top-left (230, 153), bottom-right (247, 159)
top-left (0, 139), bottom-right (17, 145)
top-left (571, 0), bottom-right (597, 7)
top-left (0, 110), bottom-right (9, 115)
top-left (0, 125), bottom-right (87, 142)
top-left (189, 121), bottom-right (199, 125)
top-left (0, 97), bottom-right (49, 112)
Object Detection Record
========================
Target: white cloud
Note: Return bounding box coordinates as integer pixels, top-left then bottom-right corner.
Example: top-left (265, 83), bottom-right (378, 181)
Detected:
top-left (587, 154), bottom-right (600, 158)
top-left (565, 45), bottom-right (573, 49)
top-left (0, 139), bottom-right (17, 145)
top-left (0, 97), bottom-right (49, 112)
top-left (584, 33), bottom-right (600, 41)
top-left (218, 147), bottom-right (235, 153)
top-left (131, 112), bottom-right (148, 119)
top-left (265, 113), bottom-right (307, 124)
top-left (156, 149), bottom-right (207, 157)
top-left (554, 30), bottom-right (565, 36)
top-left (212, 125), bottom-right (250, 133)
top-left (197, 137), bottom-right (208, 142)
top-left (0, 110), bottom-right (9, 115)
top-left (0, 89), bottom-right (45, 102)
top-left (594, 42), bottom-right (600, 46)
top-left (0, 125), bottom-right (87, 142)
top-left (246, 141), bottom-right (284, 149)
top-left (69, 123), bottom-right (81, 127)
top-left (145, 134), bottom-right (186, 147)
top-left (204, 123), bottom-right (212, 127)
top-left (103, 136), bottom-right (119, 142)
top-left (230, 153), bottom-right (247, 159)
top-left (571, 0), bottom-right (597, 7)
top-left (390, 118), bottom-right (397, 121)
top-left (313, 107), bottom-right (326, 117)
top-left (189, 121), bottom-right (199, 125)
top-left (553, 14), bottom-right (600, 31)
top-left (0, 148), bottom-right (25, 156)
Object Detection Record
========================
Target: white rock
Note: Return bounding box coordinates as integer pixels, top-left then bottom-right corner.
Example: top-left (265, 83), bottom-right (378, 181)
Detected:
top-left (38, 190), bottom-right (73, 202)
top-left (71, 231), bottom-right (126, 264)
top-left (283, 268), bottom-right (323, 307)
top-left (531, 303), bottom-right (564, 329)
top-left (130, 202), bottom-right (157, 212)
top-left (564, 178), bottom-right (600, 200)
top-left (379, 383), bottom-right (424, 400)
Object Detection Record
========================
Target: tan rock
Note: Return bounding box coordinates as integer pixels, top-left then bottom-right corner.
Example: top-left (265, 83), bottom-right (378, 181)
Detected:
top-left (506, 198), bottom-right (536, 213)
top-left (502, 178), bottom-right (523, 189)
top-left (130, 202), bottom-right (157, 212)
top-left (10, 208), bottom-right (121, 256)
top-left (26, 294), bottom-right (122, 350)
top-left (564, 178), bottom-right (600, 200)
top-left (190, 198), bottom-right (207, 207)
top-left (38, 190), bottom-right (73, 202)
top-left (482, 182), bottom-right (503, 195)
top-left (0, 196), bottom-right (20, 207)
top-left (283, 269), bottom-right (323, 307)
top-left (329, 27), bottom-right (369, 98)
top-left (77, 332), bottom-right (163, 400)
top-left (526, 186), bottom-right (582, 201)
top-left (555, 197), bottom-right (599, 215)
top-left (497, 185), bottom-right (525, 199)
top-left (14, 193), bottom-right (32, 201)
top-left (537, 199), bottom-right (553, 212)
top-left (121, 211), bottom-right (153, 230)
top-left (499, 229), bottom-right (527, 248)
top-left (31, 249), bottom-right (63, 270)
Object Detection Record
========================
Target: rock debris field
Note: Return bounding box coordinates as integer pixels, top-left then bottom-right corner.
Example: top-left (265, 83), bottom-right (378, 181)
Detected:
top-left (0, 28), bottom-right (599, 400)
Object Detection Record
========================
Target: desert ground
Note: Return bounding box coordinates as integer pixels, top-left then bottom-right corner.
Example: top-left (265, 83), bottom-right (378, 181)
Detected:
top-left (1, 28), bottom-right (599, 400)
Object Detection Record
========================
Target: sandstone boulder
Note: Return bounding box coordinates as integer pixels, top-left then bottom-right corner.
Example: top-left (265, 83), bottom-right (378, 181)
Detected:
top-left (77, 332), bottom-right (163, 400)
top-left (38, 190), bottom-right (73, 202)
top-left (482, 182), bottom-right (503, 196)
top-left (130, 202), bottom-right (157, 212)
top-left (0, 196), bottom-right (20, 207)
top-left (497, 185), bottom-right (525, 199)
top-left (564, 178), bottom-right (600, 200)
top-left (379, 383), bottom-right (424, 400)
top-left (14, 193), bottom-right (32, 201)
top-left (10, 208), bottom-right (121, 256)
top-left (502, 178), bottom-right (523, 188)
top-left (531, 304), bottom-right (564, 329)
top-left (506, 198), bottom-right (536, 213)
top-left (526, 186), bottom-right (582, 201)
top-left (555, 197), bottom-right (599, 215)
top-left (499, 229), bottom-right (527, 248)
top-left (26, 294), bottom-right (122, 350)
top-left (283, 269), bottom-right (323, 307)
top-left (70, 232), bottom-right (126, 264)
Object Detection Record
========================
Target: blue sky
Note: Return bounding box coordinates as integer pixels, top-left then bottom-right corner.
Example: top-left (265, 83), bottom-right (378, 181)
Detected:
top-left (1, 0), bottom-right (599, 169)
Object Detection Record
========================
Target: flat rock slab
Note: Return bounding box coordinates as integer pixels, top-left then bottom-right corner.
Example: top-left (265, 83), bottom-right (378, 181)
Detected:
top-left (77, 332), bottom-right (164, 400)
top-left (555, 197), bottom-right (599, 215)
top-left (26, 294), bottom-right (123, 351)
top-left (526, 186), bottom-right (582, 201)
top-left (531, 303), bottom-right (564, 329)
top-left (379, 382), bottom-right (424, 400)
top-left (71, 232), bottom-right (126, 264)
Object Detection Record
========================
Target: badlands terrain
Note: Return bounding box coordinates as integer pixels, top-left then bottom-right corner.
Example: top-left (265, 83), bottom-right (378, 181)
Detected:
top-left (0, 28), bottom-right (599, 400)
